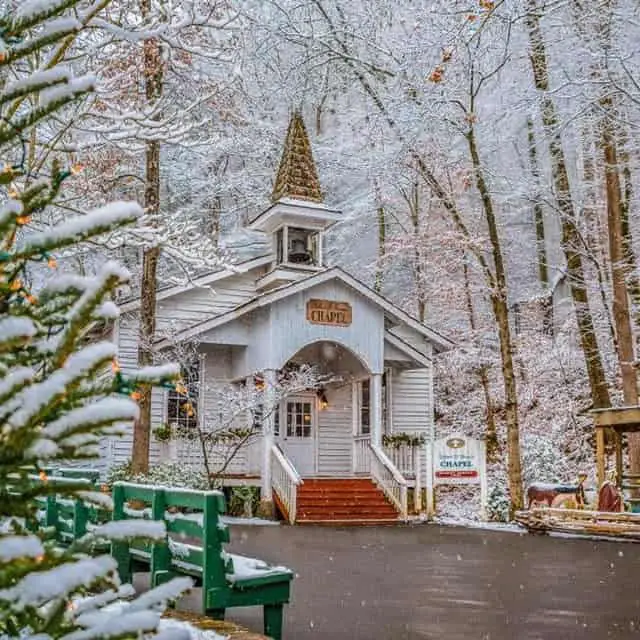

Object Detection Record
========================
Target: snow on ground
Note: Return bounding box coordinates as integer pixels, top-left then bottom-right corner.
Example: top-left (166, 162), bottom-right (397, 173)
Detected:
top-left (431, 517), bottom-right (524, 534)
top-left (221, 516), bottom-right (280, 526)
top-left (158, 617), bottom-right (227, 640)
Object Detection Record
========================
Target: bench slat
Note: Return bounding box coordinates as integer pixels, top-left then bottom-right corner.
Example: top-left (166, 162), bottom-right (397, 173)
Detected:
top-left (165, 516), bottom-right (202, 539)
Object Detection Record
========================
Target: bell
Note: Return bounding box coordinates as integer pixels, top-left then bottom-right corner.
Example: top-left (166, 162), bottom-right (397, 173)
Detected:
top-left (289, 237), bottom-right (311, 264)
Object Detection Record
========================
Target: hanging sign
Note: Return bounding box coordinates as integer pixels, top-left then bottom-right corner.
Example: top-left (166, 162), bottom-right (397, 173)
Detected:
top-left (306, 299), bottom-right (352, 327)
top-left (433, 435), bottom-right (483, 486)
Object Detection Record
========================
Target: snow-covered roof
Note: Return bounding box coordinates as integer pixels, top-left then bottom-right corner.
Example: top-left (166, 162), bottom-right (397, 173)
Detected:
top-left (118, 252), bottom-right (273, 313)
top-left (154, 266), bottom-right (454, 353)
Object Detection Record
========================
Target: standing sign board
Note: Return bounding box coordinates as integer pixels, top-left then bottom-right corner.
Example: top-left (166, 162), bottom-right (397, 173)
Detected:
top-left (426, 434), bottom-right (487, 518)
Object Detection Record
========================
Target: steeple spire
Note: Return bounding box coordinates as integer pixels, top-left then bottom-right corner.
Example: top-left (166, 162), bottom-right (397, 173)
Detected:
top-left (271, 112), bottom-right (323, 204)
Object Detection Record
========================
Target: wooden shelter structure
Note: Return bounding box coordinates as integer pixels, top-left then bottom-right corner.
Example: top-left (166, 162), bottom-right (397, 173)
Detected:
top-left (591, 406), bottom-right (640, 497)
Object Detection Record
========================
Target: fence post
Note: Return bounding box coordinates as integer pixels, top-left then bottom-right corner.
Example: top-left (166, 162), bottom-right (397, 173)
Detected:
top-left (425, 442), bottom-right (435, 519)
top-left (414, 447), bottom-right (422, 514)
top-left (479, 441), bottom-right (488, 520)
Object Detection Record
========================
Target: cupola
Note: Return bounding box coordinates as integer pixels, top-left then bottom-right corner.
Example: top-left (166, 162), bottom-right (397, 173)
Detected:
top-left (249, 112), bottom-right (341, 291)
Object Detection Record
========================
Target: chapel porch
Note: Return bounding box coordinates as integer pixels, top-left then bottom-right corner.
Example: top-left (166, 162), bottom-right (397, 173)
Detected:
top-left (156, 338), bottom-right (429, 523)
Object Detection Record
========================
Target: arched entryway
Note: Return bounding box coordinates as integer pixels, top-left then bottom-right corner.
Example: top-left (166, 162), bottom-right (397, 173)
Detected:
top-left (277, 340), bottom-right (370, 476)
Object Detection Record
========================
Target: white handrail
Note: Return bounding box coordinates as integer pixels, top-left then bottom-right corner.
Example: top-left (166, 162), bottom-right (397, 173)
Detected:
top-left (271, 444), bottom-right (302, 524)
top-left (370, 444), bottom-right (408, 521)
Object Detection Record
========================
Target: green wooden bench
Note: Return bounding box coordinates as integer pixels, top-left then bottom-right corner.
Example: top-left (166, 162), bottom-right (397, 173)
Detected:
top-left (32, 472), bottom-right (110, 549)
top-left (112, 482), bottom-right (293, 640)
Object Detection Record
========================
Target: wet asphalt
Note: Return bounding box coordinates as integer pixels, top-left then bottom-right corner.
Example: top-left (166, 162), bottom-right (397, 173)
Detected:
top-left (204, 523), bottom-right (640, 640)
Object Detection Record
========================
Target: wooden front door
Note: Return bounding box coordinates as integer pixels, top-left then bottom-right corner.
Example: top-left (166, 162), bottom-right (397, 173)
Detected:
top-left (282, 396), bottom-right (316, 476)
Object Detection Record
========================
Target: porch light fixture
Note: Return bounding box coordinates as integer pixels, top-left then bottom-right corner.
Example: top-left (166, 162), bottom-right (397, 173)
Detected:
top-left (317, 389), bottom-right (329, 411)
top-left (254, 377), bottom-right (265, 390)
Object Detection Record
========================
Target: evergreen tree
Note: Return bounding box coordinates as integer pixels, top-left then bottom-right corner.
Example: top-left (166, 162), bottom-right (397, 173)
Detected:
top-left (0, 2), bottom-right (190, 637)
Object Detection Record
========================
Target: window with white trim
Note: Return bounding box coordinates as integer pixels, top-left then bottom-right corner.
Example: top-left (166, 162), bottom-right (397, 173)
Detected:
top-left (359, 379), bottom-right (370, 435)
top-left (167, 358), bottom-right (199, 431)
top-left (252, 402), bottom-right (281, 435)
top-left (274, 403), bottom-right (280, 436)
top-left (286, 400), bottom-right (313, 438)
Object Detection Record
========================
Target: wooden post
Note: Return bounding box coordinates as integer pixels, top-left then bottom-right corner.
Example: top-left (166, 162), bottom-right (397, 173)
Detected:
top-left (259, 369), bottom-right (277, 517)
top-left (203, 492), bottom-right (229, 615)
top-left (597, 427), bottom-right (606, 489)
top-left (45, 494), bottom-right (59, 540)
top-left (616, 430), bottom-right (624, 489)
top-left (425, 441), bottom-right (435, 518)
top-left (414, 447), bottom-right (422, 513)
top-left (73, 499), bottom-right (88, 539)
top-left (150, 488), bottom-right (170, 587)
top-left (351, 381), bottom-right (358, 474)
top-left (479, 440), bottom-right (488, 520)
top-left (111, 484), bottom-right (131, 584)
top-left (370, 373), bottom-right (383, 447)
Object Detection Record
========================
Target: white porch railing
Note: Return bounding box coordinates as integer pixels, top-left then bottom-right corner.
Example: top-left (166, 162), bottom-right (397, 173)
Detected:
top-left (271, 444), bottom-right (302, 524)
top-left (384, 445), bottom-right (417, 479)
top-left (354, 435), bottom-right (371, 474)
top-left (369, 444), bottom-right (408, 521)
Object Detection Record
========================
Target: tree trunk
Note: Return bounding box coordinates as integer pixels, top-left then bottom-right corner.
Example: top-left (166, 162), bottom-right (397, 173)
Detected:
top-left (601, 99), bottom-right (640, 476)
top-left (466, 126), bottom-right (523, 512)
top-left (526, 117), bottom-right (553, 335)
top-left (131, 0), bottom-right (163, 474)
top-left (407, 182), bottom-right (426, 321)
top-left (602, 110), bottom-right (637, 404)
top-left (374, 182), bottom-right (386, 293)
top-left (463, 255), bottom-right (499, 463)
top-left (619, 123), bottom-right (640, 365)
top-left (525, 0), bottom-right (611, 410)
top-left (582, 125), bottom-right (618, 348)
top-left (526, 118), bottom-right (548, 289)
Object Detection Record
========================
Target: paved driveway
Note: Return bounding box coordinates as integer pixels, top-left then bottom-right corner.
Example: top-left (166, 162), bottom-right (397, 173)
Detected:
top-left (209, 523), bottom-right (640, 640)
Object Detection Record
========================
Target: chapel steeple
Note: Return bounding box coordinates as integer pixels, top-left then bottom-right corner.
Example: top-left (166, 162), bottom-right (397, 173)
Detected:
top-left (271, 112), bottom-right (323, 204)
top-left (248, 112), bottom-right (341, 292)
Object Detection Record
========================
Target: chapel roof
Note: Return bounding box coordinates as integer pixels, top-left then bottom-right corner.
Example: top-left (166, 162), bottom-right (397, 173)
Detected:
top-left (271, 112), bottom-right (323, 204)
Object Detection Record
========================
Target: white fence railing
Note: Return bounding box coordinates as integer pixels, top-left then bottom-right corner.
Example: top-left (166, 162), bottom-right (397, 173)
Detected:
top-left (353, 435), bottom-right (371, 474)
top-left (369, 444), bottom-right (408, 520)
top-left (271, 444), bottom-right (302, 524)
top-left (384, 445), bottom-right (417, 479)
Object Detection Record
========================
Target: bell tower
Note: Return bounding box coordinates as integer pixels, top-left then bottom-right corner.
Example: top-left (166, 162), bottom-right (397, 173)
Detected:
top-left (248, 112), bottom-right (341, 291)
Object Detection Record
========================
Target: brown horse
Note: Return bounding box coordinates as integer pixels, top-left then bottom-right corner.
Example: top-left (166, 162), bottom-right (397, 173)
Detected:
top-left (527, 477), bottom-right (587, 509)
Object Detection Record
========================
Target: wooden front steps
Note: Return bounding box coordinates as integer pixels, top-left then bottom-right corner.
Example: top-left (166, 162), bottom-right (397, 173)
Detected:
top-left (294, 478), bottom-right (399, 525)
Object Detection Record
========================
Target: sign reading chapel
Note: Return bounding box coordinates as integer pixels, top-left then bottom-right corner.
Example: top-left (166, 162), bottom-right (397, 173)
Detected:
top-left (306, 299), bottom-right (352, 327)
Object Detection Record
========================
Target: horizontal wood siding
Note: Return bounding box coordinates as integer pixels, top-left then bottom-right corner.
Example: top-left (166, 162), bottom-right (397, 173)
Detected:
top-left (172, 346), bottom-right (250, 475)
top-left (156, 273), bottom-right (257, 333)
top-left (390, 366), bottom-right (433, 489)
top-left (109, 315), bottom-right (137, 469)
top-left (317, 384), bottom-right (353, 475)
top-left (391, 369), bottom-right (432, 434)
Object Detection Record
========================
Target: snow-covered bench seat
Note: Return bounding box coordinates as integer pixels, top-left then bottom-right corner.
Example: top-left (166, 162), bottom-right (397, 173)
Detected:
top-left (112, 482), bottom-right (293, 640)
